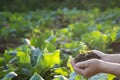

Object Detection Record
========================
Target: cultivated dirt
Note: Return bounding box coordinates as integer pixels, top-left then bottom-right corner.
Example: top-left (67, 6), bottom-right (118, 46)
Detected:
top-left (74, 51), bottom-right (100, 63)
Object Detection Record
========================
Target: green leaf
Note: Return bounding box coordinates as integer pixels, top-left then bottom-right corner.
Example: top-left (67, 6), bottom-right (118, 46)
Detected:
top-left (53, 75), bottom-right (68, 80)
top-left (107, 74), bottom-right (116, 80)
top-left (69, 72), bottom-right (82, 80)
top-left (3, 52), bottom-right (13, 63)
top-left (1, 72), bottom-right (17, 80)
top-left (67, 56), bottom-right (74, 72)
top-left (34, 50), bottom-right (60, 75)
top-left (17, 51), bottom-right (31, 64)
top-left (17, 51), bottom-right (32, 69)
top-left (0, 57), bottom-right (4, 66)
top-left (46, 35), bottom-right (56, 43)
top-left (29, 72), bottom-right (44, 80)
top-left (89, 73), bottom-right (107, 80)
top-left (54, 67), bottom-right (69, 76)
top-left (69, 72), bottom-right (77, 80)
top-left (45, 42), bottom-right (56, 52)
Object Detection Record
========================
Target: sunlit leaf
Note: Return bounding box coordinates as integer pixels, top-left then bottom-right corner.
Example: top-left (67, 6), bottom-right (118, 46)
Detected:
top-left (1, 72), bottom-right (17, 80)
top-left (107, 74), bottom-right (116, 80)
top-left (30, 72), bottom-right (44, 80)
top-left (17, 51), bottom-right (32, 69)
top-left (54, 67), bottom-right (69, 76)
top-left (67, 56), bottom-right (74, 72)
top-left (34, 50), bottom-right (60, 75)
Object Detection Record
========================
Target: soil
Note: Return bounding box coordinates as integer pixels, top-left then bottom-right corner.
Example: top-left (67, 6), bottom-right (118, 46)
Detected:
top-left (0, 38), bottom-right (21, 54)
top-left (74, 51), bottom-right (100, 63)
top-left (109, 42), bottom-right (120, 52)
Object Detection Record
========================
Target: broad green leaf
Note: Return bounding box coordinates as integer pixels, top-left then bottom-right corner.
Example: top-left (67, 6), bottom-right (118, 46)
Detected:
top-left (30, 72), bottom-right (44, 80)
top-left (53, 75), bottom-right (68, 80)
top-left (107, 74), bottom-right (116, 80)
top-left (3, 52), bottom-right (13, 63)
top-left (17, 52), bottom-right (31, 64)
top-left (30, 47), bottom-right (43, 66)
top-left (54, 67), bottom-right (69, 76)
top-left (67, 56), bottom-right (74, 72)
top-left (16, 45), bottom-right (30, 54)
top-left (31, 47), bottom-right (42, 56)
top-left (34, 50), bottom-right (60, 75)
top-left (1, 72), bottom-right (17, 80)
top-left (17, 51), bottom-right (32, 69)
top-left (109, 27), bottom-right (119, 42)
top-left (45, 42), bottom-right (56, 52)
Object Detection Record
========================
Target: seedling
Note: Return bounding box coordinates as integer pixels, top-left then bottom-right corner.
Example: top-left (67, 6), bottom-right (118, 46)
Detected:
top-left (74, 51), bottom-right (100, 63)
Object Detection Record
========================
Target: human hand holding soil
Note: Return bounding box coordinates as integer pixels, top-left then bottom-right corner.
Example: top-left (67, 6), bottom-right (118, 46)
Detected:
top-left (70, 50), bottom-right (120, 78)
top-left (71, 58), bottom-right (103, 77)
top-left (92, 50), bottom-right (120, 63)
top-left (71, 50), bottom-right (102, 77)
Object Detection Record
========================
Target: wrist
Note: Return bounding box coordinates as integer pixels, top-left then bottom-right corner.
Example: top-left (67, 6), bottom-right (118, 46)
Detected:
top-left (102, 54), bottom-right (110, 62)
top-left (100, 60), bottom-right (112, 73)
top-left (98, 60), bottom-right (107, 73)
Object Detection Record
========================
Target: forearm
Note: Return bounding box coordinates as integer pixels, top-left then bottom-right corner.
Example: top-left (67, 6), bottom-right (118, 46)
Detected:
top-left (101, 61), bottom-right (120, 76)
top-left (103, 54), bottom-right (120, 63)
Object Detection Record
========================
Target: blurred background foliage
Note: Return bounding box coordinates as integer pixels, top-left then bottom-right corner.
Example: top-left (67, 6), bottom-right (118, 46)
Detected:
top-left (0, 0), bottom-right (120, 11)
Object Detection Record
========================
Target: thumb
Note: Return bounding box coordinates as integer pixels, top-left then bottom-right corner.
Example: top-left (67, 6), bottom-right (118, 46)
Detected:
top-left (75, 61), bottom-right (88, 68)
top-left (92, 50), bottom-right (104, 57)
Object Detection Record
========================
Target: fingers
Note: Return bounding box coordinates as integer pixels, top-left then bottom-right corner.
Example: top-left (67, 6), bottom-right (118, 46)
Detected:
top-left (70, 58), bottom-right (75, 68)
top-left (70, 58), bottom-right (84, 75)
top-left (92, 50), bottom-right (104, 57)
top-left (75, 61), bottom-right (88, 68)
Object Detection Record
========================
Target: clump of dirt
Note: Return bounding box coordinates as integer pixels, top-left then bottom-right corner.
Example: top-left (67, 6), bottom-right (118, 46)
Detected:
top-left (109, 42), bottom-right (120, 52)
top-left (74, 51), bottom-right (100, 63)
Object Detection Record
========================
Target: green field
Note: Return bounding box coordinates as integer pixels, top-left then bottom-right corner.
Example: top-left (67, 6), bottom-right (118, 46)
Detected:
top-left (0, 8), bottom-right (120, 80)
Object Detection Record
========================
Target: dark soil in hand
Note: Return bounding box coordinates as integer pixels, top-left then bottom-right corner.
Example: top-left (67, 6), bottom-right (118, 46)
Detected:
top-left (74, 51), bottom-right (100, 63)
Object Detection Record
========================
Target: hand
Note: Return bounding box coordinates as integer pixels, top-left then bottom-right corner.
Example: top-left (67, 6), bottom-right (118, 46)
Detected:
top-left (70, 58), bottom-right (103, 78)
top-left (92, 50), bottom-right (120, 63)
top-left (92, 50), bottom-right (106, 60)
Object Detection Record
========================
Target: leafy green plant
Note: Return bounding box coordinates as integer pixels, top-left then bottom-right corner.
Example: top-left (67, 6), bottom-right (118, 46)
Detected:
top-left (81, 31), bottom-right (112, 51)
top-left (1, 8), bottom-right (120, 80)
top-left (0, 44), bottom-right (62, 80)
